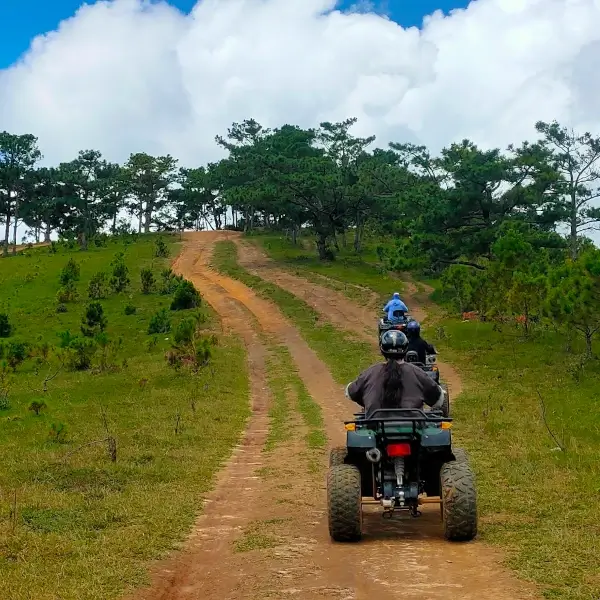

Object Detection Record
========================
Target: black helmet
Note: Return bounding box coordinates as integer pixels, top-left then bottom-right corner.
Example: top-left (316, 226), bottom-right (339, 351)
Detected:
top-left (379, 330), bottom-right (409, 358)
top-left (406, 320), bottom-right (421, 337)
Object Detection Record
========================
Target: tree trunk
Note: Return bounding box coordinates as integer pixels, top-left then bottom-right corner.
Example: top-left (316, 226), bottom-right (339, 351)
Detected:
top-left (3, 213), bottom-right (10, 257)
top-left (112, 211), bottom-right (118, 234)
top-left (570, 193), bottom-right (578, 260)
top-left (11, 198), bottom-right (19, 255)
top-left (292, 225), bottom-right (298, 245)
top-left (585, 327), bottom-right (593, 357)
top-left (44, 223), bottom-right (52, 243)
top-left (316, 230), bottom-right (330, 260)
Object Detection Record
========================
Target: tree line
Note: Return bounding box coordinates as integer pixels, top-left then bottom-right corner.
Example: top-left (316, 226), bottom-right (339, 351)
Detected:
top-left (2, 117), bottom-right (600, 352)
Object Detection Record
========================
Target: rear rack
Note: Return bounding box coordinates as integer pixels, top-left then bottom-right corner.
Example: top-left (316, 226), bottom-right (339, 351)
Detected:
top-left (347, 408), bottom-right (451, 436)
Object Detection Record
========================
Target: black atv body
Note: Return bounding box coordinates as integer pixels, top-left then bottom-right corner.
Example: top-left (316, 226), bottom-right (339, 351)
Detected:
top-left (327, 408), bottom-right (477, 543)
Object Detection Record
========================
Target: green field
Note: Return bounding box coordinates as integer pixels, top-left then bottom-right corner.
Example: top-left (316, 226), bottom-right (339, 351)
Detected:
top-left (251, 232), bottom-right (600, 600)
top-left (0, 236), bottom-right (249, 600)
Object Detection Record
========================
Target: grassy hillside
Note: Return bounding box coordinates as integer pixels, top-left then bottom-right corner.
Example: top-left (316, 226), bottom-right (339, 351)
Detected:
top-left (251, 232), bottom-right (600, 600)
top-left (0, 236), bottom-right (249, 600)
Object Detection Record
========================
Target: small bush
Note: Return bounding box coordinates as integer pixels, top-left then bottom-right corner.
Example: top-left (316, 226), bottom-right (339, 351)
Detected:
top-left (56, 281), bottom-right (79, 304)
top-left (58, 331), bottom-right (97, 371)
top-left (88, 272), bottom-right (109, 299)
top-left (95, 332), bottom-right (123, 373)
top-left (59, 258), bottom-right (80, 286)
top-left (110, 252), bottom-right (130, 293)
top-left (49, 422), bottom-right (68, 443)
top-left (154, 237), bottom-right (170, 258)
top-left (148, 309), bottom-right (171, 335)
top-left (29, 400), bottom-right (47, 416)
top-left (0, 314), bottom-right (12, 338)
top-left (81, 302), bottom-right (107, 337)
top-left (160, 269), bottom-right (183, 295)
top-left (140, 268), bottom-right (155, 294)
top-left (6, 341), bottom-right (28, 370)
top-left (124, 303), bottom-right (137, 315)
top-left (173, 318), bottom-right (196, 346)
top-left (170, 280), bottom-right (201, 311)
top-left (56, 303), bottom-right (68, 314)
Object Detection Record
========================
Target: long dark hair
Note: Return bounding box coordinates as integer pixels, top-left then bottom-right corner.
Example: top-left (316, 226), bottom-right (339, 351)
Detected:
top-left (382, 358), bottom-right (404, 408)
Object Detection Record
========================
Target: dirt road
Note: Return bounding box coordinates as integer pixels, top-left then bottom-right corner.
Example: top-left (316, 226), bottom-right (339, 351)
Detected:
top-left (127, 231), bottom-right (536, 600)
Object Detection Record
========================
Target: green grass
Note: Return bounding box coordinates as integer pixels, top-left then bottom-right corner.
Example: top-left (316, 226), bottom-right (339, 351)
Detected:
top-left (212, 240), bottom-right (377, 385)
top-left (0, 236), bottom-right (250, 600)
top-left (252, 231), bottom-right (600, 600)
top-left (433, 322), bottom-right (600, 600)
top-left (250, 232), bottom-right (401, 303)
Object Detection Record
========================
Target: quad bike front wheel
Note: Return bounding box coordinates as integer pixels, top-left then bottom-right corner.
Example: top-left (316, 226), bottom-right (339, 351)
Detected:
top-left (441, 383), bottom-right (450, 417)
top-left (440, 459), bottom-right (477, 541)
top-left (327, 464), bottom-right (362, 542)
top-left (329, 446), bottom-right (347, 467)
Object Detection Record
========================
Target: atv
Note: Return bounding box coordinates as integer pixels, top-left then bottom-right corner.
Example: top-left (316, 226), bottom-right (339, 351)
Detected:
top-left (377, 310), bottom-right (414, 338)
top-left (327, 408), bottom-right (477, 543)
top-left (405, 350), bottom-right (450, 417)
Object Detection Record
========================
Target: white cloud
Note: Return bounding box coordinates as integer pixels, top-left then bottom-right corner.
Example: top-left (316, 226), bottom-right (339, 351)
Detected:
top-left (1, 0), bottom-right (600, 169)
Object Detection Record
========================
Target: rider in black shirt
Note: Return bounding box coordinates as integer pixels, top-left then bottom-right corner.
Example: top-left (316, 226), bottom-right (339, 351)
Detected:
top-left (405, 320), bottom-right (435, 364)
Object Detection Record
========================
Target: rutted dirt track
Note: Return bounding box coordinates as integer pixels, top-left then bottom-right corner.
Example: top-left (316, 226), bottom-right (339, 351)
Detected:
top-left (128, 231), bottom-right (536, 600)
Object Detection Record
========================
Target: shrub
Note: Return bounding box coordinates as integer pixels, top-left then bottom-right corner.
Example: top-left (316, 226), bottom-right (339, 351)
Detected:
top-left (173, 318), bottom-right (196, 346)
top-left (6, 341), bottom-right (29, 370)
top-left (154, 237), bottom-right (170, 258)
top-left (124, 303), bottom-right (137, 315)
top-left (56, 303), bottom-right (68, 313)
top-left (59, 258), bottom-right (80, 286)
top-left (110, 252), bottom-right (130, 293)
top-left (95, 332), bottom-right (123, 373)
top-left (148, 309), bottom-right (171, 335)
top-left (0, 314), bottom-right (12, 338)
top-left (29, 400), bottom-right (47, 416)
top-left (88, 271), bottom-right (109, 299)
top-left (81, 302), bottom-right (107, 337)
top-left (63, 336), bottom-right (97, 371)
top-left (170, 280), bottom-right (201, 311)
top-left (140, 268), bottom-right (155, 294)
top-left (49, 422), bottom-right (68, 443)
top-left (160, 269), bottom-right (183, 295)
top-left (56, 281), bottom-right (79, 303)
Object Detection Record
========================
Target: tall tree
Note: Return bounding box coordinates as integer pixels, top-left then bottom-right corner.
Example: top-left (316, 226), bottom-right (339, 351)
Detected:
top-left (124, 153), bottom-right (178, 233)
top-left (0, 132), bottom-right (42, 255)
top-left (536, 120), bottom-right (600, 258)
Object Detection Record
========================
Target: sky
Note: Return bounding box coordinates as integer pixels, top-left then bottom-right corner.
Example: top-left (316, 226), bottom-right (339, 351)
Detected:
top-left (0, 0), bottom-right (599, 172)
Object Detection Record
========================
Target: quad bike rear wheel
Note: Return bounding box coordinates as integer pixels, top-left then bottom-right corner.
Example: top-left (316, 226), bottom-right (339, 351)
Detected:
top-left (327, 464), bottom-right (362, 542)
top-left (329, 446), bottom-right (347, 467)
top-left (440, 459), bottom-right (477, 541)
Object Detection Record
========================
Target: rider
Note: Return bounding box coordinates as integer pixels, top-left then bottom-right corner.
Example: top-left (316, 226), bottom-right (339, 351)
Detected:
top-left (405, 320), bottom-right (436, 364)
top-left (345, 330), bottom-right (444, 418)
top-left (383, 292), bottom-right (409, 323)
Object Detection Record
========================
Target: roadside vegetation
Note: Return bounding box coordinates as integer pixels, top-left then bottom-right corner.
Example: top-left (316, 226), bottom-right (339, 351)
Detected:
top-left (0, 234), bottom-right (249, 600)
top-left (252, 231), bottom-right (600, 600)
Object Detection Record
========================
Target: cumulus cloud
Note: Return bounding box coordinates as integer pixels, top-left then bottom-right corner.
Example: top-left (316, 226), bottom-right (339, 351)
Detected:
top-left (1, 0), bottom-right (600, 168)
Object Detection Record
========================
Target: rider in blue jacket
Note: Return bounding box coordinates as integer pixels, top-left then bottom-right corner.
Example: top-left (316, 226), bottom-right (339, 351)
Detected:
top-left (383, 292), bottom-right (408, 323)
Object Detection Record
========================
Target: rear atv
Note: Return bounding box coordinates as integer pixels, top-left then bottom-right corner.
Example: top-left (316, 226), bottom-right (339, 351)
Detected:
top-left (327, 409), bottom-right (477, 543)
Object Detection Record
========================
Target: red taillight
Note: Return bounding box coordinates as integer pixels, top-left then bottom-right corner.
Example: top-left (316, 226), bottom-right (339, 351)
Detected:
top-left (387, 443), bottom-right (411, 457)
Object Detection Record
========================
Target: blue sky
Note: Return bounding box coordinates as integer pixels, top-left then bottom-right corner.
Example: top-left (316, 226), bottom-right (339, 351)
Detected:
top-left (0, 0), bottom-right (470, 69)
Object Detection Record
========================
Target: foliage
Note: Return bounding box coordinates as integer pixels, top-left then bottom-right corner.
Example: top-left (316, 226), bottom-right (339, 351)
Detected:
top-left (124, 303), bottom-right (137, 315)
top-left (159, 268), bottom-right (183, 294)
top-left (170, 279), bottom-right (201, 311)
top-left (59, 258), bottom-right (80, 286)
top-left (0, 313), bottom-right (12, 338)
top-left (147, 308), bottom-right (171, 335)
top-left (56, 281), bottom-right (79, 304)
top-left (140, 267), bottom-right (155, 294)
top-left (87, 271), bottom-right (109, 299)
top-left (154, 236), bottom-right (170, 258)
top-left (81, 301), bottom-right (108, 337)
top-left (109, 252), bottom-right (130, 292)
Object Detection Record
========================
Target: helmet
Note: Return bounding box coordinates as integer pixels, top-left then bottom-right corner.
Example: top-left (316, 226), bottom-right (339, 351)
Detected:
top-left (406, 320), bottom-right (421, 337)
top-left (379, 330), bottom-right (409, 357)
top-left (393, 292), bottom-right (400, 298)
